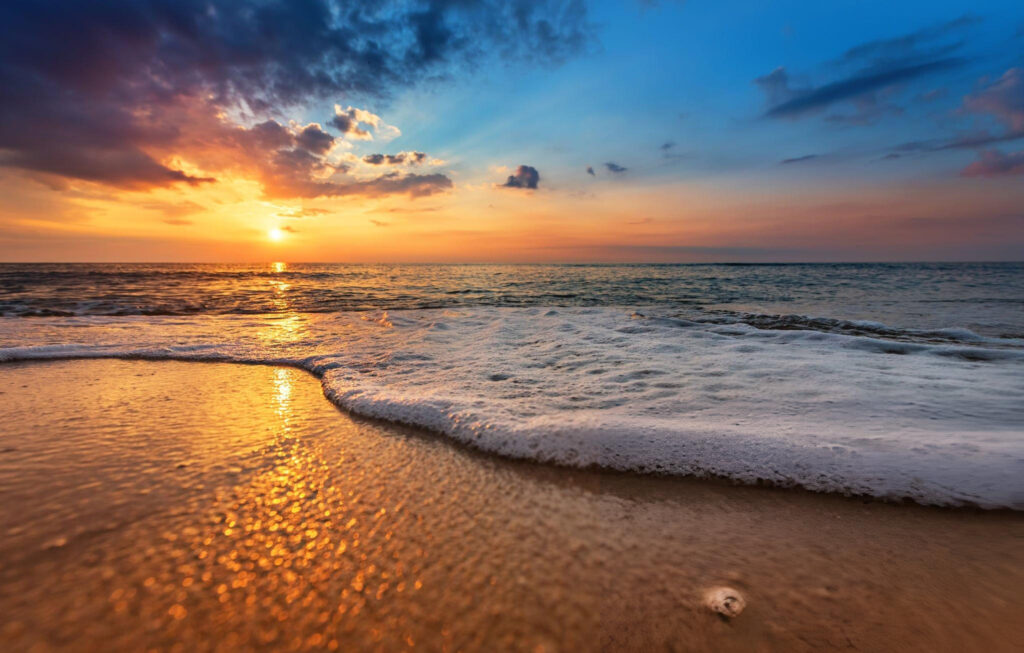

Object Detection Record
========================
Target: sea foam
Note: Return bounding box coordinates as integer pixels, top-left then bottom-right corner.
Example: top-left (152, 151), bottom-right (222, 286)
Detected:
top-left (1, 307), bottom-right (1022, 508)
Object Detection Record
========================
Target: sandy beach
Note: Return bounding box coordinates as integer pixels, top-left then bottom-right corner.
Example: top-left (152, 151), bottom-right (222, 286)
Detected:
top-left (1, 358), bottom-right (1021, 652)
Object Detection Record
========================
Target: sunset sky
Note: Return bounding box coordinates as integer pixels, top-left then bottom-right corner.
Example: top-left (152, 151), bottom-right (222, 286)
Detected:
top-left (1, 0), bottom-right (1023, 262)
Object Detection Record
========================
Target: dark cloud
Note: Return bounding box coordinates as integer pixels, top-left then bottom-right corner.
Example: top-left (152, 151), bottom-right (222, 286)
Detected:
top-left (962, 150), bottom-right (1024, 177)
top-left (162, 218), bottom-right (194, 226)
top-left (329, 111), bottom-right (371, 140)
top-left (209, 118), bottom-right (451, 199)
top-left (780, 154), bottom-right (819, 165)
top-left (363, 152), bottom-right (429, 166)
top-left (369, 219), bottom-right (390, 227)
top-left (500, 165), bottom-right (540, 189)
top-left (759, 59), bottom-right (964, 120)
top-left (604, 162), bottom-right (628, 173)
top-left (660, 141), bottom-right (676, 151)
top-left (294, 124), bottom-right (335, 155)
top-left (0, 0), bottom-right (590, 192)
top-left (756, 16), bottom-right (976, 122)
top-left (328, 106), bottom-right (399, 141)
top-left (586, 166), bottom-right (595, 176)
top-left (0, 148), bottom-right (214, 190)
top-left (280, 225), bottom-right (298, 233)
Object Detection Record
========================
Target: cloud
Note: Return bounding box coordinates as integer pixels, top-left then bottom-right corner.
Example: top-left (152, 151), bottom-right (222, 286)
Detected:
top-left (0, 148), bottom-right (215, 190)
top-left (893, 129), bottom-right (1024, 155)
top-left (362, 152), bottom-right (429, 166)
top-left (278, 207), bottom-right (330, 218)
top-left (759, 59), bottom-right (963, 120)
top-left (586, 166), bottom-right (595, 176)
top-left (780, 154), bottom-right (819, 165)
top-left (604, 162), bottom-right (628, 173)
top-left (294, 124), bottom-right (335, 155)
top-left (188, 117), bottom-right (454, 199)
top-left (962, 149), bottom-right (1024, 177)
top-left (500, 165), bottom-right (540, 189)
top-left (330, 112), bottom-right (371, 140)
top-left (660, 140), bottom-right (688, 161)
top-left (369, 219), bottom-right (390, 227)
top-left (888, 68), bottom-right (1024, 156)
top-left (0, 0), bottom-right (590, 192)
top-left (278, 172), bottom-right (454, 199)
top-left (756, 16), bottom-right (976, 122)
top-left (964, 68), bottom-right (1024, 132)
top-left (163, 218), bottom-right (194, 226)
top-left (837, 15), bottom-right (979, 66)
top-left (330, 106), bottom-right (401, 142)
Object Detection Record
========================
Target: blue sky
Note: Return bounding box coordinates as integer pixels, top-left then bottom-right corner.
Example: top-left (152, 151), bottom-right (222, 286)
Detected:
top-left (387, 1), bottom-right (1024, 189)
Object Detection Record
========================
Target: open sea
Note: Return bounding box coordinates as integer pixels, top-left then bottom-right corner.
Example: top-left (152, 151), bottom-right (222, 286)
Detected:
top-left (1, 262), bottom-right (1022, 508)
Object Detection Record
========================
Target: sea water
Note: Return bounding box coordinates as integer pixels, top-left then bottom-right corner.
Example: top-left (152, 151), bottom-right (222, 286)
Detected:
top-left (1, 263), bottom-right (1022, 508)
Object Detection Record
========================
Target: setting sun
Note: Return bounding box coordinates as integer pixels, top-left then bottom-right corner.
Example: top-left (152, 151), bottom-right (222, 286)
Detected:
top-left (268, 228), bottom-right (285, 242)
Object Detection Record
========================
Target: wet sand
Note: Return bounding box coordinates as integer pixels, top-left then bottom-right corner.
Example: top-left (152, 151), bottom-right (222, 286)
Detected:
top-left (1, 359), bottom-right (1022, 652)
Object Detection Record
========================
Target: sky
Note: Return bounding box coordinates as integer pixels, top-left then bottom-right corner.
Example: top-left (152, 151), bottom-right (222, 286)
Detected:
top-left (1, 0), bottom-right (1023, 262)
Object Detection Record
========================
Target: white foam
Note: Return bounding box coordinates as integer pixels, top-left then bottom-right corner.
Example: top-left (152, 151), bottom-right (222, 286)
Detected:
top-left (1, 307), bottom-right (1022, 508)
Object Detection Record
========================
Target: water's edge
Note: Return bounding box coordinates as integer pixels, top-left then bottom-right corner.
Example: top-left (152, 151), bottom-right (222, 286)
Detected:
top-left (2, 350), bottom-right (1019, 511)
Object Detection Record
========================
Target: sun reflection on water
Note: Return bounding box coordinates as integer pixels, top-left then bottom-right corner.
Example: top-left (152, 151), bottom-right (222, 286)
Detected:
top-left (273, 368), bottom-right (293, 423)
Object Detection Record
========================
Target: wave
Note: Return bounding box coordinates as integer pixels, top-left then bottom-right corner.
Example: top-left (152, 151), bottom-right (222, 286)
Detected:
top-left (2, 307), bottom-right (1022, 509)
top-left (680, 311), bottom-right (1024, 346)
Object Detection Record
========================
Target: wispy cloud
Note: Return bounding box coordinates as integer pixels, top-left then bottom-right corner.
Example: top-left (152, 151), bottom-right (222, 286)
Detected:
top-left (780, 154), bottom-right (820, 165)
top-left (756, 16), bottom-right (977, 123)
top-left (961, 149), bottom-right (1024, 177)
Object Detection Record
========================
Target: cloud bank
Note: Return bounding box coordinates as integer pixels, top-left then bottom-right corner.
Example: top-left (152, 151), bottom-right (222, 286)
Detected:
top-left (0, 0), bottom-right (591, 197)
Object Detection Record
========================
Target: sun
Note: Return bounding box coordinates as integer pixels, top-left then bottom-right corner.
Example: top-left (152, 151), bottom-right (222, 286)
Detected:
top-left (268, 228), bottom-right (285, 242)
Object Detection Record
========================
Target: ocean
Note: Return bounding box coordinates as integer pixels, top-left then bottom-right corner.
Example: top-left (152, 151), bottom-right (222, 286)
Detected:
top-left (2, 262), bottom-right (1022, 508)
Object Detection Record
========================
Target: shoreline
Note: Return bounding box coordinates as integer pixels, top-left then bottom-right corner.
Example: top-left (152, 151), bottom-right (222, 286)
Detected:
top-left (2, 359), bottom-right (1022, 651)
top-left (1, 352), bottom-right (1018, 511)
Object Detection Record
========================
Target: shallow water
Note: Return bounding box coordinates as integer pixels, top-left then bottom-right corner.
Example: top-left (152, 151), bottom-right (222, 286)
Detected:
top-left (2, 360), bottom-right (1022, 652)
top-left (1, 263), bottom-right (1022, 507)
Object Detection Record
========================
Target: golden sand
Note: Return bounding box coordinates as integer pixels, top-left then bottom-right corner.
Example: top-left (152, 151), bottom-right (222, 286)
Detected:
top-left (1, 359), bottom-right (1021, 651)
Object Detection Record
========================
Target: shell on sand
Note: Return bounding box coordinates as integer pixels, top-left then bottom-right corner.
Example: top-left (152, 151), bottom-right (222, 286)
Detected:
top-left (704, 587), bottom-right (746, 618)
